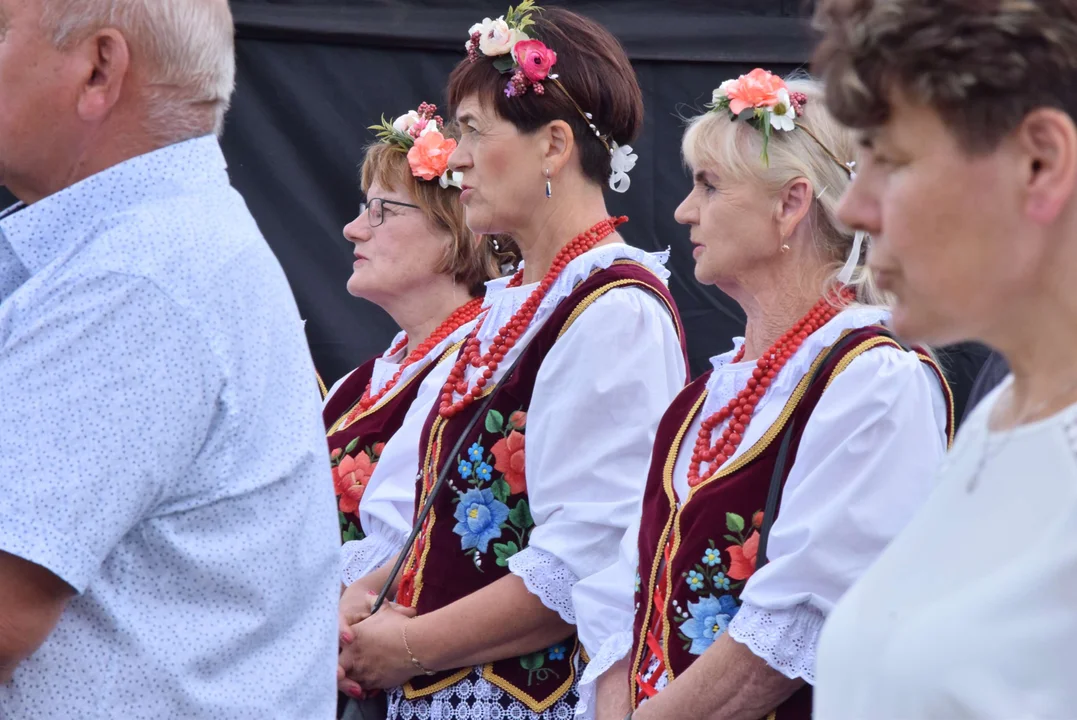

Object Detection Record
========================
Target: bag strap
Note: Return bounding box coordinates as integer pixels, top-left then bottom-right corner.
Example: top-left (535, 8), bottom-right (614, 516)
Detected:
top-left (755, 328), bottom-right (900, 570)
top-left (370, 351), bottom-right (525, 614)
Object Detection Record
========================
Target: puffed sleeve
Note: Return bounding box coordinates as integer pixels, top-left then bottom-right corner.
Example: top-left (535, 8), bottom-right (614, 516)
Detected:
top-left (727, 346), bottom-right (949, 683)
top-left (506, 287), bottom-right (685, 626)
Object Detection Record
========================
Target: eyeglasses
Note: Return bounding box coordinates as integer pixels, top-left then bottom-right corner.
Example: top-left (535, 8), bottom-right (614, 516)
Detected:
top-left (358, 198), bottom-right (420, 228)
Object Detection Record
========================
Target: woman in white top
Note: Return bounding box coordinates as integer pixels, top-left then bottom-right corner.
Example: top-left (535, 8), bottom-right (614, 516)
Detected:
top-left (335, 5), bottom-right (688, 718)
top-left (811, 1), bottom-right (1077, 717)
top-left (323, 102), bottom-right (503, 593)
top-left (580, 71), bottom-right (952, 720)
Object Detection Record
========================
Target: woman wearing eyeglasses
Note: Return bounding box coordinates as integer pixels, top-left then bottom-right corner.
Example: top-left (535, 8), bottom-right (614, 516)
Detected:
top-left (324, 103), bottom-right (508, 600)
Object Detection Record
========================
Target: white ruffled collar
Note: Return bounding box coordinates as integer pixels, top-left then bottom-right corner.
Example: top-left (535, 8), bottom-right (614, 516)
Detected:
top-left (478, 243), bottom-right (670, 343)
top-left (368, 318), bottom-right (481, 398)
top-left (702, 305), bottom-right (890, 416)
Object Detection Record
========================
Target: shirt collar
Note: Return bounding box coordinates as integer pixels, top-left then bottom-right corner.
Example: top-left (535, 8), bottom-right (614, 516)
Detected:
top-left (0, 135), bottom-right (228, 276)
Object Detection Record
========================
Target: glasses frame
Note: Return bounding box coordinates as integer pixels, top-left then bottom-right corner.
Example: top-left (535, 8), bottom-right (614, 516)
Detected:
top-left (359, 197), bottom-right (421, 228)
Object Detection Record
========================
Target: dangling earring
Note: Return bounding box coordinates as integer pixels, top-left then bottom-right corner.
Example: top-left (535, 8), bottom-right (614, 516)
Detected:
top-left (545, 169), bottom-right (552, 199)
top-left (781, 243), bottom-right (790, 254)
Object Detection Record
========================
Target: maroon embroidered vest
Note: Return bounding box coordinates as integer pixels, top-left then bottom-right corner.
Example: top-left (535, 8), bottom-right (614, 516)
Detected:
top-left (324, 346), bottom-right (457, 544)
top-left (397, 261), bottom-right (687, 711)
top-left (631, 326), bottom-right (954, 719)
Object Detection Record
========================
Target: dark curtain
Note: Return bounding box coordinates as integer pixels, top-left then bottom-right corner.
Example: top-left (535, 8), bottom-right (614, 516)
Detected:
top-left (0, 0), bottom-right (990, 419)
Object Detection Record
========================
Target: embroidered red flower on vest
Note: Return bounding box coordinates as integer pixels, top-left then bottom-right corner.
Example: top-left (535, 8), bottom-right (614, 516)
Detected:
top-left (334, 452), bottom-right (376, 514)
top-left (726, 530), bottom-right (759, 581)
top-left (491, 430), bottom-right (526, 494)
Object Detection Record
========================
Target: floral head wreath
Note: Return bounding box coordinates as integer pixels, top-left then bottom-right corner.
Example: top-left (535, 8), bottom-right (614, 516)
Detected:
top-left (708, 68), bottom-right (865, 284)
top-left (465, 1), bottom-right (637, 193)
top-left (369, 102), bottom-right (464, 190)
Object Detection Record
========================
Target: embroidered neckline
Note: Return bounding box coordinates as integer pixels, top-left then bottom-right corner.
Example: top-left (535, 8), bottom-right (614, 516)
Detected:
top-left (702, 306), bottom-right (889, 419)
top-left (478, 243), bottom-right (670, 344)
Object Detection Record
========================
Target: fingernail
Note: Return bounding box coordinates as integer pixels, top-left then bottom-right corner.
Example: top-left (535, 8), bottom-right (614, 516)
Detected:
top-left (347, 688), bottom-right (364, 699)
top-left (367, 590), bottom-right (378, 596)
top-left (340, 631), bottom-right (354, 644)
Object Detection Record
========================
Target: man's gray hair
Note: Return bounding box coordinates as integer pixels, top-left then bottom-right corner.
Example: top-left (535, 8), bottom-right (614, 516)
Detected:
top-left (40, 0), bottom-right (236, 141)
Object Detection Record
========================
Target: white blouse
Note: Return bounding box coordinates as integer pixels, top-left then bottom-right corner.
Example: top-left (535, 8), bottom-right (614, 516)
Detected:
top-left (572, 307), bottom-right (950, 715)
top-left (355, 243), bottom-right (686, 629)
top-left (332, 319), bottom-right (482, 586)
top-left (815, 379), bottom-right (1077, 720)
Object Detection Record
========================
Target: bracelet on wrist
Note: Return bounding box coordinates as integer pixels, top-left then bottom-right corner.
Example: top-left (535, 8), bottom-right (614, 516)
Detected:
top-left (402, 620), bottom-right (436, 676)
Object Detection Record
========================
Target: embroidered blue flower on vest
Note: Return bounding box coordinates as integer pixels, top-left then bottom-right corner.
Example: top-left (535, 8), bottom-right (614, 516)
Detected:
top-left (679, 594), bottom-right (739, 655)
top-left (453, 488), bottom-right (510, 553)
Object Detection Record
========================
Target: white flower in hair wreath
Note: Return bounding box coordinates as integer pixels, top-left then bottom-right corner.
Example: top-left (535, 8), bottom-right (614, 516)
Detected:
top-left (464, 0), bottom-right (637, 194)
top-left (708, 68), bottom-right (807, 164)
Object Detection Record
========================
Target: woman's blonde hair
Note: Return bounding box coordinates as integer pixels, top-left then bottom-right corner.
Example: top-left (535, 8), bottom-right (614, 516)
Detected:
top-left (360, 142), bottom-right (506, 297)
top-left (681, 74), bottom-right (886, 307)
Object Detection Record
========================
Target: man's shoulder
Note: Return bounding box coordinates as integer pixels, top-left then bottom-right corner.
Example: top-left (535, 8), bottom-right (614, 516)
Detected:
top-left (79, 187), bottom-right (283, 307)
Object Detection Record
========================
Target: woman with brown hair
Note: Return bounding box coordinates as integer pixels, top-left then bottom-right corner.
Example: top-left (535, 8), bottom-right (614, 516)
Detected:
top-left (335, 4), bottom-right (688, 718)
top-left (812, 1), bottom-right (1077, 716)
top-left (324, 102), bottom-right (502, 589)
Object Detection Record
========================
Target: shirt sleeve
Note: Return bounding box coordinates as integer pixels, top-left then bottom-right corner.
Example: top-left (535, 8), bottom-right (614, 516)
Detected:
top-left (0, 272), bottom-right (219, 593)
top-left (506, 287), bottom-right (685, 625)
top-left (728, 345), bottom-right (949, 683)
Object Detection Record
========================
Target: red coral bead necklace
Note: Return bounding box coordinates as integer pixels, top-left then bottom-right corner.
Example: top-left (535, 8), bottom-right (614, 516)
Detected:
top-left (342, 296), bottom-right (486, 426)
top-left (686, 286), bottom-right (856, 487)
top-left (438, 216), bottom-right (628, 419)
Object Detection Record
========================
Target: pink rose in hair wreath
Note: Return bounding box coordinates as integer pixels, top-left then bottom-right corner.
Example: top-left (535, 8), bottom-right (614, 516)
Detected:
top-left (513, 39), bottom-right (558, 82)
top-left (407, 130), bottom-right (458, 181)
top-left (725, 68), bottom-right (787, 115)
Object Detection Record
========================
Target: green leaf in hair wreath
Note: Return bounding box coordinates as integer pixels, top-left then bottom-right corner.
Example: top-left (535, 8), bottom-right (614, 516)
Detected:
top-left (492, 56), bottom-right (516, 74)
top-left (368, 114), bottom-right (415, 152)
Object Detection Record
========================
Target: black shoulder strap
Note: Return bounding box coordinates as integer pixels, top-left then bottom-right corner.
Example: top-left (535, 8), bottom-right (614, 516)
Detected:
top-left (755, 328), bottom-right (900, 569)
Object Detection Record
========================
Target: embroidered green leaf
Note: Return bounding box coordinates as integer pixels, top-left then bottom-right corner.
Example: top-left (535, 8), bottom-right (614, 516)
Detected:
top-left (493, 541), bottom-right (520, 567)
top-left (339, 511), bottom-right (347, 527)
top-left (344, 436), bottom-right (360, 455)
top-left (491, 478), bottom-right (511, 503)
top-left (520, 651), bottom-right (545, 671)
top-left (723, 534), bottom-right (739, 544)
top-left (492, 57), bottom-right (516, 74)
top-left (726, 512), bottom-right (745, 534)
top-left (509, 499), bottom-right (534, 530)
top-left (485, 409), bottom-right (505, 434)
top-left (342, 522), bottom-right (361, 543)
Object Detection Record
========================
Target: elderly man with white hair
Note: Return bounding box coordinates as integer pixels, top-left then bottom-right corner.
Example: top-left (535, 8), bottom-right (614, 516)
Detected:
top-left (0, 1), bottom-right (339, 718)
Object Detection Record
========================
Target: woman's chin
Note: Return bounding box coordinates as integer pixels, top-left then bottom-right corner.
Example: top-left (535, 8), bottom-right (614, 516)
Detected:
top-left (346, 274), bottom-right (371, 300)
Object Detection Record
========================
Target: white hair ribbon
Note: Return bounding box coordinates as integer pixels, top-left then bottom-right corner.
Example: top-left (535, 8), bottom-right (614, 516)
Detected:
top-left (837, 229), bottom-right (866, 285)
top-left (609, 142), bottom-right (637, 193)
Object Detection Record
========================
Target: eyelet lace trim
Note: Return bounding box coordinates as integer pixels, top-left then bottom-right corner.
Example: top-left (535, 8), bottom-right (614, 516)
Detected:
top-left (702, 306), bottom-right (889, 419)
top-left (508, 546), bottom-right (579, 624)
top-left (574, 630), bottom-right (632, 717)
top-left (727, 601), bottom-right (823, 684)
top-left (340, 531), bottom-right (404, 587)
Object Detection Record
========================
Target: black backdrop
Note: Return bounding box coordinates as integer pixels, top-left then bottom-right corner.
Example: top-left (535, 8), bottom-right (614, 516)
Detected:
top-left (0, 0), bottom-right (990, 418)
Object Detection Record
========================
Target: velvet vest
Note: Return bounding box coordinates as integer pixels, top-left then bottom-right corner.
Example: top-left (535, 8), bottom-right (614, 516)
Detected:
top-left (324, 344), bottom-right (458, 543)
top-left (631, 326), bottom-right (954, 720)
top-left (397, 261), bottom-right (687, 712)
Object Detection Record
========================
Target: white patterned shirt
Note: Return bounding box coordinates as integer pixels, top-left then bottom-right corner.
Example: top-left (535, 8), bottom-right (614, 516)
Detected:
top-left (0, 137), bottom-right (340, 719)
